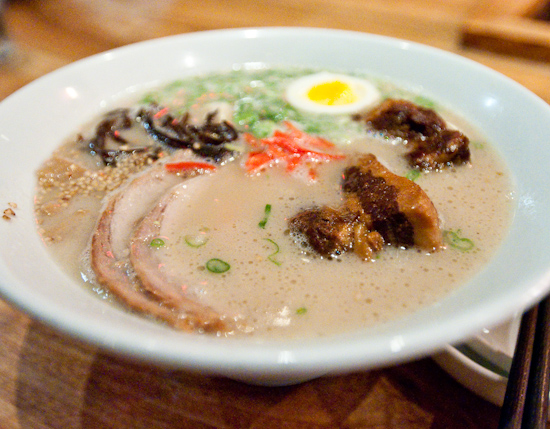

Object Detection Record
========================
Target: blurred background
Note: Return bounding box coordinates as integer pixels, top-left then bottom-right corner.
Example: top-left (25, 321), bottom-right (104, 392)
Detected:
top-left (2, 0), bottom-right (550, 100)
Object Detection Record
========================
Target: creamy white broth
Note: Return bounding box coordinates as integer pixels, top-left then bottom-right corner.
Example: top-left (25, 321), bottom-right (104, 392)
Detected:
top-left (138, 140), bottom-right (511, 339)
top-left (35, 68), bottom-right (514, 339)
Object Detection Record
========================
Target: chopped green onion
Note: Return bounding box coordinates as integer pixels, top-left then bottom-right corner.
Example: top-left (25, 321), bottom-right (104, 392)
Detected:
top-left (184, 234), bottom-right (209, 248)
top-left (296, 307), bottom-right (307, 315)
top-left (472, 141), bottom-right (485, 150)
top-left (251, 120), bottom-right (277, 138)
top-left (264, 238), bottom-right (282, 266)
top-left (406, 169), bottom-right (421, 182)
top-left (258, 204), bottom-right (272, 229)
top-left (443, 229), bottom-right (475, 252)
top-left (149, 238), bottom-right (165, 248)
top-left (413, 95), bottom-right (436, 109)
top-left (206, 258), bottom-right (231, 273)
top-left (223, 142), bottom-right (245, 153)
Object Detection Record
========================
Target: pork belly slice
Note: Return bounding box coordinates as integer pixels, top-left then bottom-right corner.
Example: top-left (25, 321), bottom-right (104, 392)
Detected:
top-left (91, 150), bottom-right (226, 333)
top-left (342, 154), bottom-right (443, 251)
top-left (289, 154), bottom-right (443, 259)
top-left (357, 99), bottom-right (470, 170)
top-left (288, 201), bottom-right (384, 260)
top-left (130, 175), bottom-right (231, 333)
top-left (361, 98), bottom-right (446, 140)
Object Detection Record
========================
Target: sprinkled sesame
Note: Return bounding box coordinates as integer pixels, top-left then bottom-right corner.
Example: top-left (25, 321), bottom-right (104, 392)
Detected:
top-left (2, 204), bottom-right (16, 221)
top-left (35, 152), bottom-right (155, 212)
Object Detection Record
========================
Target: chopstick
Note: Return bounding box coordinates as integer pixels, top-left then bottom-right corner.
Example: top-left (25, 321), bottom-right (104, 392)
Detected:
top-left (498, 295), bottom-right (550, 429)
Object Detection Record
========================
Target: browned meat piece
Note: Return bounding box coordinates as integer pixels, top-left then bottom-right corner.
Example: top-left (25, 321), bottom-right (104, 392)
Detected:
top-left (406, 129), bottom-right (471, 170)
top-left (289, 203), bottom-right (384, 260)
top-left (357, 99), bottom-right (470, 171)
top-left (289, 154), bottom-right (443, 259)
top-left (362, 98), bottom-right (446, 140)
top-left (343, 154), bottom-right (443, 251)
top-left (343, 164), bottom-right (414, 248)
top-left (289, 206), bottom-right (357, 257)
top-left (353, 221), bottom-right (385, 260)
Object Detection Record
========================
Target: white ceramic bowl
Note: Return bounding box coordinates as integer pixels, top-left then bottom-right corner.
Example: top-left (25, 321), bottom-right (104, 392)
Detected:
top-left (1, 28), bottom-right (550, 385)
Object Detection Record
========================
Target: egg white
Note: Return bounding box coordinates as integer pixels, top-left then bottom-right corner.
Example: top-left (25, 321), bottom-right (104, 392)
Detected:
top-left (285, 72), bottom-right (381, 115)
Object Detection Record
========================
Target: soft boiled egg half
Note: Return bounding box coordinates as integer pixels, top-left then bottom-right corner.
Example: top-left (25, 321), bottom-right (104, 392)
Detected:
top-left (285, 72), bottom-right (381, 115)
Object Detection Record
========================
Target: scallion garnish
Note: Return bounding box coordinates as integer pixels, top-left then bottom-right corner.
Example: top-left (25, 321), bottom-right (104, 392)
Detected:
top-left (258, 204), bottom-right (272, 229)
top-left (406, 169), bottom-right (421, 182)
top-left (443, 229), bottom-right (475, 252)
top-left (472, 141), bottom-right (485, 150)
top-left (264, 238), bottom-right (282, 266)
top-left (413, 95), bottom-right (436, 109)
top-left (296, 307), bottom-right (307, 315)
top-left (184, 234), bottom-right (209, 248)
top-left (206, 258), bottom-right (231, 273)
top-left (149, 238), bottom-right (165, 248)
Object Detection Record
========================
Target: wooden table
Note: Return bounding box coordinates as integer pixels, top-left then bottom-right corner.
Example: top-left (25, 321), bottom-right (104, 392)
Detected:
top-left (1, 1), bottom-right (549, 427)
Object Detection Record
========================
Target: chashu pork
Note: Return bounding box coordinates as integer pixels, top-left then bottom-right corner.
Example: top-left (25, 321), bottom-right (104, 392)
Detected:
top-left (129, 173), bottom-right (234, 334)
top-left (342, 154), bottom-right (444, 251)
top-left (289, 153), bottom-right (444, 259)
top-left (90, 150), bottom-right (227, 333)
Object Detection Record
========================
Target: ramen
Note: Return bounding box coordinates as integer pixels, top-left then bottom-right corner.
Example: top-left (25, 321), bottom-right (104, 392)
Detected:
top-left (34, 67), bottom-right (514, 339)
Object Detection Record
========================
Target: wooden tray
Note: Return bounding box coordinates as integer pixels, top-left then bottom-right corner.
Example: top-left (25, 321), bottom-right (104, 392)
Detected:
top-left (461, 0), bottom-right (550, 61)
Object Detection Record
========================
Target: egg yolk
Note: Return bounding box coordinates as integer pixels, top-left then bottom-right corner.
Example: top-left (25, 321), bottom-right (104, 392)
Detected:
top-left (307, 81), bottom-right (358, 106)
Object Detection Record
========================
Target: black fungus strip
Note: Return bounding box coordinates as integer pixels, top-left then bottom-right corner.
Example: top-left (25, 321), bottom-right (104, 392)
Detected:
top-left (87, 108), bottom-right (154, 166)
top-left (137, 109), bottom-right (237, 162)
top-left (85, 107), bottom-right (239, 165)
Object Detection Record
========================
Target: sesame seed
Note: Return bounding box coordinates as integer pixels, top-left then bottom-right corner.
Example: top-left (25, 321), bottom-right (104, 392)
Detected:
top-left (35, 152), bottom-right (154, 212)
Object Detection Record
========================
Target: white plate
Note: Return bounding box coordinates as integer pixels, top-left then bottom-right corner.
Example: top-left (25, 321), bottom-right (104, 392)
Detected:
top-left (1, 28), bottom-right (550, 385)
top-left (433, 344), bottom-right (508, 406)
top-left (434, 316), bottom-right (522, 407)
